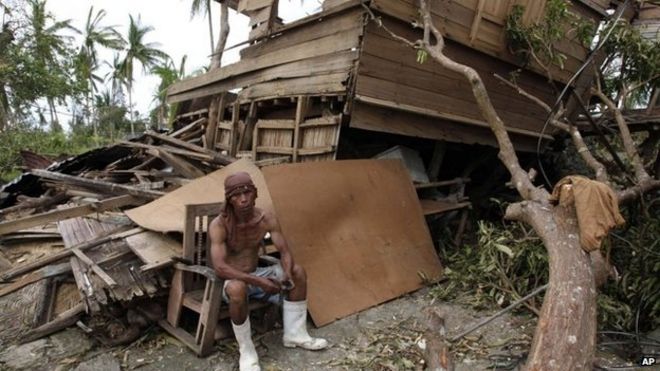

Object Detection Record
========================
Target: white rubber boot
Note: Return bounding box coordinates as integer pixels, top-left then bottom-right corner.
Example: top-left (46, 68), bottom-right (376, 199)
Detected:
top-left (231, 318), bottom-right (261, 371)
top-left (282, 300), bottom-right (328, 350)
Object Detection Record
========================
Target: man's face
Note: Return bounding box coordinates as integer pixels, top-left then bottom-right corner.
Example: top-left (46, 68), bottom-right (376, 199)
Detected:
top-left (228, 186), bottom-right (256, 213)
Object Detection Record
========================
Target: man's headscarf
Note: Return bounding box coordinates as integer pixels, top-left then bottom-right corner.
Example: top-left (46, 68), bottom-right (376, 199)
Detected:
top-left (221, 171), bottom-right (259, 246)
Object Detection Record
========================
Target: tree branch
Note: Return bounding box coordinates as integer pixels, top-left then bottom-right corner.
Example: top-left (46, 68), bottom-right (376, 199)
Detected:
top-left (494, 74), bottom-right (610, 182)
top-left (592, 87), bottom-right (651, 183)
top-left (416, 0), bottom-right (547, 203)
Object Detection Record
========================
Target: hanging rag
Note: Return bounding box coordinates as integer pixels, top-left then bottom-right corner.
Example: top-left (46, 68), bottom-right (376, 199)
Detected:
top-left (549, 175), bottom-right (625, 252)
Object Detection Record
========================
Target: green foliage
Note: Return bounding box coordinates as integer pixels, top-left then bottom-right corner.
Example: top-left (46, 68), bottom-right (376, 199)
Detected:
top-left (599, 210), bottom-right (660, 332)
top-left (600, 19), bottom-right (660, 107)
top-left (0, 125), bottom-right (97, 182)
top-left (505, 0), bottom-right (595, 69)
top-left (430, 217), bottom-right (548, 311)
top-left (431, 205), bottom-right (660, 333)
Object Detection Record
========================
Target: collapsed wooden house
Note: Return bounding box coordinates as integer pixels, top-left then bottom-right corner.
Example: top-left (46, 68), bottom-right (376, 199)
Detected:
top-left (167, 0), bottom-right (613, 167)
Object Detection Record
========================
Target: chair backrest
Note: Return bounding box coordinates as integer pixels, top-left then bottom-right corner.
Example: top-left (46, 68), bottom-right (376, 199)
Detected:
top-left (183, 202), bottom-right (223, 268)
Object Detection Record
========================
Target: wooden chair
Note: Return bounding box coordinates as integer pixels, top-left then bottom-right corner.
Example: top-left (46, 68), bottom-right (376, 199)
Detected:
top-left (159, 202), bottom-right (279, 356)
top-left (159, 202), bottom-right (224, 356)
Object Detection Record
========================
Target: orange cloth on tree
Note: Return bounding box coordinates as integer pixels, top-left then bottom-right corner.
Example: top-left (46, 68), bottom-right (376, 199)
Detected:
top-left (549, 175), bottom-right (625, 252)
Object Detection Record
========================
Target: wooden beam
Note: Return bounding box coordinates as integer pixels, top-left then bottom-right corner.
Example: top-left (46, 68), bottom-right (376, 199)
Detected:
top-left (70, 248), bottom-right (117, 287)
top-left (147, 130), bottom-right (223, 157)
top-left (146, 148), bottom-right (206, 179)
top-left (171, 117), bottom-right (207, 138)
top-left (240, 101), bottom-right (258, 151)
top-left (293, 96), bottom-right (309, 162)
top-left (0, 228), bottom-right (142, 282)
top-left (31, 169), bottom-right (164, 199)
top-left (0, 195), bottom-right (140, 236)
top-left (427, 141), bottom-right (447, 182)
top-left (0, 249), bottom-right (131, 298)
top-left (23, 303), bottom-right (86, 343)
top-left (119, 141), bottom-right (234, 166)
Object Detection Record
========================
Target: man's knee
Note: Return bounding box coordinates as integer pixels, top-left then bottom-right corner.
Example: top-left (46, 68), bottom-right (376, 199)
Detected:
top-left (291, 264), bottom-right (306, 282)
top-left (225, 280), bottom-right (247, 301)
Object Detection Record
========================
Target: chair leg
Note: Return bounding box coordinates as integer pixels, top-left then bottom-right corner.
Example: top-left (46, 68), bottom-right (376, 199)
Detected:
top-left (195, 279), bottom-right (223, 356)
top-left (167, 270), bottom-right (185, 327)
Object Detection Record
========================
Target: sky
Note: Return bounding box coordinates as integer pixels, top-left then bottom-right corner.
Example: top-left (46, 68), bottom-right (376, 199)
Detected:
top-left (45, 0), bottom-right (322, 124)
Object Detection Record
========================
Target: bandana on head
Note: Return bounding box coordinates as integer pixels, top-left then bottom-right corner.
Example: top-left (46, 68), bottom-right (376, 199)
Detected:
top-left (224, 171), bottom-right (257, 200)
top-left (221, 172), bottom-right (259, 246)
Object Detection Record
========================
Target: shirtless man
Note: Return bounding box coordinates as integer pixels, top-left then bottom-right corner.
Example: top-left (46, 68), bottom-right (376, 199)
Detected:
top-left (209, 171), bottom-right (328, 371)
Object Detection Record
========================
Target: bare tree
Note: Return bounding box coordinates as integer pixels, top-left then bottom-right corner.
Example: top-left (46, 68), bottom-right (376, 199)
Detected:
top-left (365, 1), bottom-right (659, 369)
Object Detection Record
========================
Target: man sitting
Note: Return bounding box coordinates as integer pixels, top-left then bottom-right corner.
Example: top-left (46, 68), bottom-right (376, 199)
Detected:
top-left (209, 171), bottom-right (328, 371)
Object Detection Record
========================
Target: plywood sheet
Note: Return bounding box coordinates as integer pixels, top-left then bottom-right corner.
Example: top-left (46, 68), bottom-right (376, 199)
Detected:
top-left (125, 159), bottom-right (273, 233)
top-left (262, 160), bottom-right (443, 326)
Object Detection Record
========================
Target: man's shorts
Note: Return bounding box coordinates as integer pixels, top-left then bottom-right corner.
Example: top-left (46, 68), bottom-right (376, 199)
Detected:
top-left (222, 263), bottom-right (284, 305)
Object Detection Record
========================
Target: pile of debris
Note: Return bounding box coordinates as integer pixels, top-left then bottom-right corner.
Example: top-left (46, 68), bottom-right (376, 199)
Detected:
top-left (0, 111), bottom-right (469, 351)
top-left (0, 115), bottom-right (241, 347)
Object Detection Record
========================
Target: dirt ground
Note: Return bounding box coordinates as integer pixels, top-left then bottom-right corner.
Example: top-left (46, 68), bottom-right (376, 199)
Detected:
top-left (0, 288), bottom-right (653, 371)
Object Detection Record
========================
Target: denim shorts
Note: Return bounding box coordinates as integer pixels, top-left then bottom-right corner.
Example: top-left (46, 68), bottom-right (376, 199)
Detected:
top-left (222, 263), bottom-right (284, 304)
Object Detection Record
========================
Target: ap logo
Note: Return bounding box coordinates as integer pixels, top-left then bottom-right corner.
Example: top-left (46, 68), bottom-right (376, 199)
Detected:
top-left (640, 356), bottom-right (657, 367)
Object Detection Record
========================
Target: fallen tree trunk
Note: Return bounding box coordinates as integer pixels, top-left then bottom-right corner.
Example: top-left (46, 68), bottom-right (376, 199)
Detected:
top-left (422, 307), bottom-right (453, 371)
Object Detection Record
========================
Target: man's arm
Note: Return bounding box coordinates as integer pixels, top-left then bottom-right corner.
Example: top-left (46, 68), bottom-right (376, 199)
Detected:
top-left (265, 212), bottom-right (294, 283)
top-left (209, 217), bottom-right (274, 289)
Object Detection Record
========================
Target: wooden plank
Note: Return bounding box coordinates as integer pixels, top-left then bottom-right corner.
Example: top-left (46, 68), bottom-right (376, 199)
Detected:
top-left (171, 118), bottom-right (207, 138)
top-left (238, 0), bottom-right (272, 13)
top-left (368, 0), bottom-right (593, 83)
top-left (0, 228), bottom-right (142, 282)
top-left (240, 8), bottom-right (364, 59)
top-left (240, 72), bottom-right (348, 101)
top-left (420, 200), bottom-right (471, 216)
top-left (297, 146), bottom-right (335, 156)
top-left (255, 146), bottom-right (294, 155)
top-left (350, 101), bottom-right (542, 153)
top-left (168, 28), bottom-right (360, 96)
top-left (0, 263), bottom-right (68, 297)
top-left (146, 148), bottom-right (206, 179)
top-left (31, 169), bottom-right (164, 199)
top-left (69, 256), bottom-right (100, 312)
top-left (293, 96), bottom-right (309, 162)
top-left (248, 5), bottom-right (274, 27)
top-left (355, 94), bottom-right (553, 140)
top-left (147, 130), bottom-right (217, 155)
top-left (254, 120), bottom-right (295, 130)
top-left (168, 50), bottom-right (358, 104)
top-left (469, 0), bottom-right (486, 42)
top-left (23, 303), bottom-right (85, 343)
top-left (0, 195), bottom-right (140, 236)
top-left (299, 116), bottom-right (341, 128)
top-left (124, 231), bottom-right (182, 272)
top-left (70, 248), bottom-right (117, 288)
top-left (119, 141), bottom-right (234, 166)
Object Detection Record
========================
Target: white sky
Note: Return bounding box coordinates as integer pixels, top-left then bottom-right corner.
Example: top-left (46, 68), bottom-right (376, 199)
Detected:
top-left (46, 0), bottom-right (321, 123)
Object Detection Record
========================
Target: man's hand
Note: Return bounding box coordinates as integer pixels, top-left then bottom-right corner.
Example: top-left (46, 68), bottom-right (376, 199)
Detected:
top-left (255, 277), bottom-right (281, 294)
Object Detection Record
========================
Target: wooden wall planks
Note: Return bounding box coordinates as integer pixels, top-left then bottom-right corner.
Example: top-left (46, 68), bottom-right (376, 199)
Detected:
top-left (356, 19), bottom-right (557, 138)
top-left (369, 0), bottom-right (602, 84)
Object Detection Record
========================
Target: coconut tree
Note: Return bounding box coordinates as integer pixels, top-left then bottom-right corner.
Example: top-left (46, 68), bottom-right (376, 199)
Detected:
top-left (25, 0), bottom-right (79, 131)
top-left (189, 0), bottom-right (215, 55)
top-left (119, 14), bottom-right (167, 135)
top-left (77, 6), bottom-right (125, 136)
top-left (151, 55), bottom-right (186, 128)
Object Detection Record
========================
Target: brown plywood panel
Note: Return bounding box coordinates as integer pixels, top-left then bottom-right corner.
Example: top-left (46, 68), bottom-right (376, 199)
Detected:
top-left (262, 160), bottom-right (443, 326)
top-left (125, 159), bottom-right (273, 233)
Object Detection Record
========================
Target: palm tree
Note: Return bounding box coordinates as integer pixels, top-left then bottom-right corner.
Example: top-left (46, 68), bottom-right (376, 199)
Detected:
top-left (189, 0), bottom-right (214, 55)
top-left (119, 14), bottom-right (167, 135)
top-left (26, 0), bottom-right (79, 130)
top-left (77, 6), bottom-right (125, 137)
top-left (151, 55), bottom-right (187, 128)
top-left (190, 0), bottom-right (229, 69)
